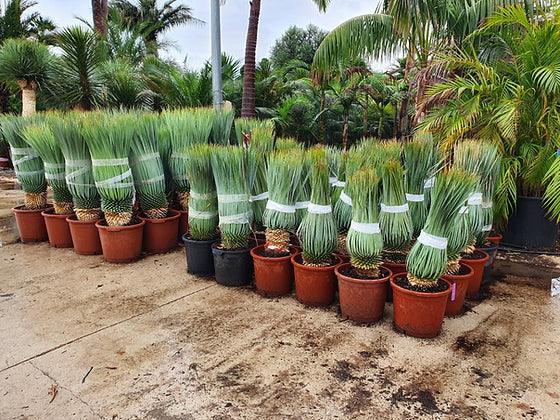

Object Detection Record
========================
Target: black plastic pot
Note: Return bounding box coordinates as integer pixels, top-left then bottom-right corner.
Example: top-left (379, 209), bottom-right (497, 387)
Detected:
top-left (479, 243), bottom-right (498, 266)
top-left (503, 196), bottom-right (559, 249)
top-left (182, 235), bottom-right (217, 276)
top-left (211, 243), bottom-right (253, 287)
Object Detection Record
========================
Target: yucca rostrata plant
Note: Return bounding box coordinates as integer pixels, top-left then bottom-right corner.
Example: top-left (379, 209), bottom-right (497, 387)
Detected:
top-left (476, 143), bottom-right (500, 246)
top-left (234, 117), bottom-right (274, 145)
top-left (167, 108), bottom-right (214, 211)
top-left (331, 151), bottom-right (347, 203)
top-left (1, 116), bottom-right (47, 209)
top-left (333, 147), bottom-right (365, 233)
top-left (297, 148), bottom-right (338, 266)
top-left (346, 169), bottom-right (384, 278)
top-left (404, 136), bottom-right (435, 237)
top-left (326, 146), bottom-right (342, 190)
top-left (380, 159), bottom-right (414, 261)
top-left (446, 204), bottom-right (471, 273)
top-left (247, 126), bottom-right (275, 229)
top-left (83, 113), bottom-right (135, 226)
top-left (157, 121), bottom-right (176, 205)
top-left (406, 170), bottom-right (476, 290)
top-left (263, 150), bottom-right (303, 256)
top-left (184, 144), bottom-right (218, 240)
top-left (130, 114), bottom-right (168, 219)
top-left (54, 113), bottom-right (101, 221)
top-left (211, 146), bottom-right (251, 249)
top-left (211, 107), bottom-right (234, 145)
top-left (22, 120), bottom-right (73, 215)
top-left (295, 150), bottom-right (311, 226)
top-left (275, 137), bottom-right (299, 151)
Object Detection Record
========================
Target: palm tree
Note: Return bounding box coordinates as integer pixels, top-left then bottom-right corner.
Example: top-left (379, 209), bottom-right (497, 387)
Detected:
top-left (92, 0), bottom-right (109, 37)
top-left (110, 0), bottom-right (200, 56)
top-left (311, 0), bottom-right (543, 138)
top-left (241, 0), bottom-right (261, 117)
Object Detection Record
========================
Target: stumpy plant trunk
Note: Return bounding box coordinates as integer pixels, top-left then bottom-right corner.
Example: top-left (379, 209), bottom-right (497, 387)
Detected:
top-left (241, 0), bottom-right (261, 117)
top-left (18, 80), bottom-right (37, 116)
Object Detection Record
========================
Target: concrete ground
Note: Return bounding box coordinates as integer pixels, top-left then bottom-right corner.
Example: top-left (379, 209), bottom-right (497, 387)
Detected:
top-left (1, 243), bottom-right (559, 419)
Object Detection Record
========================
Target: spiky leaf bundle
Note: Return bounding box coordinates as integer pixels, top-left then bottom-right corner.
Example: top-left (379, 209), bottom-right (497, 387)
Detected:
top-left (295, 153), bottom-right (311, 226)
top-left (22, 118), bottom-right (73, 214)
top-left (1, 116), bottom-right (47, 208)
top-left (476, 143), bottom-right (500, 245)
top-left (406, 170), bottom-right (476, 287)
top-left (184, 144), bottom-right (218, 240)
top-left (130, 114), bottom-right (168, 218)
top-left (446, 204), bottom-right (471, 273)
top-left (404, 136), bottom-right (435, 236)
top-left (53, 113), bottom-right (101, 220)
top-left (332, 151), bottom-right (347, 203)
top-left (333, 147), bottom-right (365, 232)
top-left (346, 169), bottom-right (383, 277)
top-left (157, 121), bottom-right (176, 203)
top-left (297, 148), bottom-right (337, 265)
top-left (82, 112), bottom-right (135, 226)
top-left (247, 126), bottom-right (275, 228)
top-left (234, 118), bottom-right (274, 145)
top-left (211, 108), bottom-right (234, 145)
top-left (211, 146), bottom-right (251, 249)
top-left (379, 159), bottom-right (413, 250)
top-left (275, 137), bottom-right (299, 151)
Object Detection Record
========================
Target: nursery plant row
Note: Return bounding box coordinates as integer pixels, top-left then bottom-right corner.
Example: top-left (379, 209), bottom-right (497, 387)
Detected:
top-left (1, 108), bottom-right (502, 339)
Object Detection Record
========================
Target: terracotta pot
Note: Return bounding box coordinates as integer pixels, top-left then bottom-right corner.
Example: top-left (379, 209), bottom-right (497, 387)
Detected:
top-left (443, 264), bottom-right (474, 317)
top-left (67, 215), bottom-right (102, 255)
top-left (291, 252), bottom-right (341, 307)
top-left (41, 209), bottom-right (74, 248)
top-left (391, 273), bottom-right (451, 339)
top-left (487, 233), bottom-right (503, 246)
top-left (177, 209), bottom-right (188, 242)
top-left (139, 209), bottom-right (180, 254)
top-left (335, 263), bottom-right (392, 323)
top-left (12, 205), bottom-right (52, 243)
top-left (96, 219), bottom-right (145, 263)
top-left (251, 245), bottom-right (297, 297)
top-left (460, 250), bottom-right (490, 299)
top-left (382, 261), bottom-right (406, 302)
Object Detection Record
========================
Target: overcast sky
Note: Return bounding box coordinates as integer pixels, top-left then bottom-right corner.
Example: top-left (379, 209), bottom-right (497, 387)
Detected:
top-left (35, 0), bottom-right (390, 70)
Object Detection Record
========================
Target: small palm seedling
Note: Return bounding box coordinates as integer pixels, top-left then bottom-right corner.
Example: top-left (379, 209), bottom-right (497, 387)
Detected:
top-left (406, 169), bottom-right (476, 290)
top-left (211, 108), bottom-right (234, 145)
top-left (184, 144), bottom-right (218, 240)
top-left (404, 136), bottom-right (435, 236)
top-left (379, 160), bottom-right (413, 259)
top-left (263, 150), bottom-right (303, 256)
top-left (0, 39), bottom-right (52, 116)
top-left (166, 108), bottom-right (214, 211)
top-left (130, 114), bottom-right (168, 219)
top-left (247, 126), bottom-right (275, 229)
top-left (53, 113), bottom-right (101, 221)
top-left (211, 146), bottom-right (251, 249)
top-left (346, 169), bottom-right (384, 278)
top-left (1, 116), bottom-right (47, 209)
top-left (297, 148), bottom-right (338, 265)
top-left (22, 119), bottom-right (73, 215)
top-left (83, 112), bottom-right (135, 226)
top-left (234, 117), bottom-right (274, 145)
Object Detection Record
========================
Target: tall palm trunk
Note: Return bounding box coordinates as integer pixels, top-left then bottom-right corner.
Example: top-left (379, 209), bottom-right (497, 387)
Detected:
top-left (241, 0), bottom-right (261, 118)
top-left (396, 51), bottom-right (414, 140)
top-left (91, 0), bottom-right (108, 37)
top-left (18, 80), bottom-right (36, 116)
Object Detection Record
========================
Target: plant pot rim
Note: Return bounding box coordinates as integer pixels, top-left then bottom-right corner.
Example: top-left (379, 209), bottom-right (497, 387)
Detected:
top-left (139, 208), bottom-right (181, 224)
top-left (181, 234), bottom-right (218, 244)
top-left (487, 233), bottom-right (503, 239)
top-left (250, 244), bottom-right (297, 262)
top-left (13, 204), bottom-right (53, 213)
top-left (442, 263), bottom-right (473, 280)
top-left (291, 252), bottom-right (341, 271)
top-left (66, 214), bottom-right (99, 224)
top-left (95, 218), bottom-right (145, 231)
top-left (335, 262), bottom-right (391, 285)
top-left (390, 273), bottom-right (451, 298)
top-left (460, 250), bottom-right (490, 264)
top-left (41, 208), bottom-right (74, 218)
top-left (517, 195), bottom-right (544, 201)
top-left (211, 242), bottom-right (249, 254)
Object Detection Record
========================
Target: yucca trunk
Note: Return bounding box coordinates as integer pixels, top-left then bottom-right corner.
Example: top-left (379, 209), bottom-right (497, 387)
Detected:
top-left (241, 0), bottom-right (261, 118)
top-left (18, 80), bottom-right (37, 116)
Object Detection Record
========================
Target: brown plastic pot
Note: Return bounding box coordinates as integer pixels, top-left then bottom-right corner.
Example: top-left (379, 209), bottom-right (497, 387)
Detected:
top-left (12, 205), bottom-right (52, 243)
top-left (42, 209), bottom-right (74, 248)
top-left (443, 264), bottom-right (474, 317)
top-left (291, 252), bottom-right (341, 307)
top-left (67, 215), bottom-right (102, 255)
top-left (487, 233), bottom-right (503, 246)
top-left (391, 273), bottom-right (451, 339)
top-left (139, 209), bottom-right (180, 254)
top-left (177, 209), bottom-right (188, 242)
top-left (251, 245), bottom-right (297, 297)
top-left (382, 261), bottom-right (406, 302)
top-left (96, 219), bottom-right (145, 263)
top-left (335, 263), bottom-right (392, 324)
top-left (460, 250), bottom-right (490, 299)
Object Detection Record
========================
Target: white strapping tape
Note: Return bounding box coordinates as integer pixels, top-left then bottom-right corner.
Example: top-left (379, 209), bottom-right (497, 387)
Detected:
top-left (266, 200), bottom-right (296, 214)
top-left (219, 212), bottom-right (250, 224)
top-left (418, 230), bottom-right (448, 250)
top-left (190, 190), bottom-right (217, 200)
top-left (339, 190), bottom-right (352, 206)
top-left (459, 206), bottom-right (469, 214)
top-left (334, 180), bottom-right (346, 187)
top-left (307, 203), bottom-right (332, 214)
top-left (250, 191), bottom-right (269, 202)
top-left (295, 201), bottom-right (310, 210)
top-left (406, 193), bottom-right (425, 202)
top-left (217, 193), bottom-right (249, 204)
top-left (468, 192), bottom-right (482, 206)
top-left (350, 221), bottom-right (380, 234)
top-left (92, 158), bottom-right (129, 167)
top-left (381, 203), bottom-right (409, 213)
top-left (424, 177), bottom-right (435, 189)
top-left (189, 209), bottom-right (218, 219)
top-left (482, 201), bottom-right (493, 209)
top-left (95, 169), bottom-right (133, 188)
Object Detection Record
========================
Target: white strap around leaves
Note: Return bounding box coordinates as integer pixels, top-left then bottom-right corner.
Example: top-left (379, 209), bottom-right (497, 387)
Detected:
top-left (295, 201), bottom-right (310, 210)
top-left (380, 203), bottom-right (409, 213)
top-left (266, 199), bottom-right (295, 214)
top-left (189, 209), bottom-right (218, 219)
top-left (418, 230), bottom-right (447, 250)
top-left (250, 191), bottom-right (269, 202)
top-left (339, 190), bottom-right (352, 206)
top-left (219, 212), bottom-right (250, 224)
top-left (350, 221), bottom-right (380, 235)
top-left (307, 203), bottom-right (332, 214)
top-left (468, 192), bottom-right (482, 206)
top-left (406, 193), bottom-right (425, 202)
top-left (190, 190), bottom-right (217, 200)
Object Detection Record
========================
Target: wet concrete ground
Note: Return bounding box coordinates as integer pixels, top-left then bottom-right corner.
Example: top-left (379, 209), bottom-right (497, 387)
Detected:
top-left (0, 243), bottom-right (559, 419)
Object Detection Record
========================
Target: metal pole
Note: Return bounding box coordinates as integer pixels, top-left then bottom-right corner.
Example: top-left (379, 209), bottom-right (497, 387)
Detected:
top-left (210, 0), bottom-right (223, 109)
